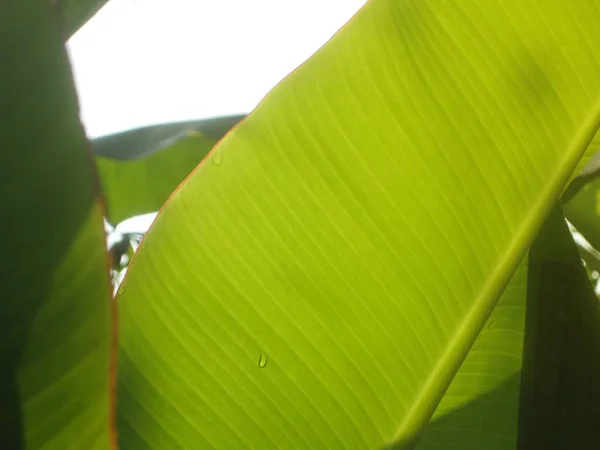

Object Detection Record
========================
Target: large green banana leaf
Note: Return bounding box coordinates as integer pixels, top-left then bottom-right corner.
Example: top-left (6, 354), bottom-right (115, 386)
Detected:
top-left (0, 0), bottom-right (114, 448)
top-left (418, 206), bottom-right (600, 449)
top-left (94, 116), bottom-right (244, 224)
top-left (117, 0), bottom-right (600, 448)
top-left (416, 259), bottom-right (526, 449)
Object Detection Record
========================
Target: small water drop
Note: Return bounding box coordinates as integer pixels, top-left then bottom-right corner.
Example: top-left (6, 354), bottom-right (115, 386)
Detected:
top-left (211, 152), bottom-right (223, 166)
top-left (115, 278), bottom-right (127, 297)
top-left (258, 352), bottom-right (268, 369)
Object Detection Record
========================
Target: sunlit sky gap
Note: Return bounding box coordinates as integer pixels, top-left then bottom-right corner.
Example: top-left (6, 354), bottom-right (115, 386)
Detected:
top-left (67, 0), bottom-right (367, 139)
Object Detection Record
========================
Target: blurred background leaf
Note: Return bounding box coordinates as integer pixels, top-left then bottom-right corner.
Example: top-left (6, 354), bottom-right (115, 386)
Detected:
top-left (93, 115), bottom-right (244, 224)
top-left (565, 178), bottom-right (600, 252)
top-left (1, 0), bottom-right (114, 448)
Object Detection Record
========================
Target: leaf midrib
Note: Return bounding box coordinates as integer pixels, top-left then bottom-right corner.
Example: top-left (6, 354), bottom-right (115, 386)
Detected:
top-left (391, 100), bottom-right (600, 446)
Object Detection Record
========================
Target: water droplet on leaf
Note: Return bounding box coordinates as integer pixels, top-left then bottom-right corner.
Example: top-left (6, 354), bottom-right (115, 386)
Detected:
top-left (212, 152), bottom-right (223, 166)
top-left (258, 352), bottom-right (268, 369)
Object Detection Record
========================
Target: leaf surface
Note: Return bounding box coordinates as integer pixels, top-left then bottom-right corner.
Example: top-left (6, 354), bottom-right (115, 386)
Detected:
top-left (51, 0), bottom-right (107, 39)
top-left (93, 116), bottom-right (244, 224)
top-left (416, 260), bottom-right (527, 449)
top-left (561, 130), bottom-right (600, 202)
top-left (117, 0), bottom-right (600, 447)
top-left (0, 0), bottom-right (114, 448)
top-left (518, 207), bottom-right (600, 448)
top-left (564, 171), bottom-right (600, 260)
top-left (417, 205), bottom-right (600, 449)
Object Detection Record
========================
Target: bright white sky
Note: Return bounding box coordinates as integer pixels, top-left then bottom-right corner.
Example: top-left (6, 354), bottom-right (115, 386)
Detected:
top-left (67, 0), bottom-right (366, 138)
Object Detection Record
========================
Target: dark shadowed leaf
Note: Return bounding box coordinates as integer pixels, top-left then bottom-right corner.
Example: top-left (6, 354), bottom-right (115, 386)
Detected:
top-left (92, 116), bottom-right (244, 160)
top-left (417, 206), bottom-right (600, 449)
top-left (0, 0), bottom-right (114, 447)
top-left (518, 206), bottom-right (600, 448)
top-left (51, 0), bottom-right (107, 39)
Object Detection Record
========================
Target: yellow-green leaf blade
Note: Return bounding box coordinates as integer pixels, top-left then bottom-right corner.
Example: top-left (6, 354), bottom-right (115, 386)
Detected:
top-left (418, 206), bottom-right (600, 448)
top-left (117, 0), bottom-right (600, 448)
top-left (0, 0), bottom-right (114, 447)
top-left (416, 260), bottom-right (527, 449)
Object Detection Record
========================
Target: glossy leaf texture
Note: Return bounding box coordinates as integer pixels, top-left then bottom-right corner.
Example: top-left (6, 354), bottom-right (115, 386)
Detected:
top-left (117, 0), bottom-right (600, 448)
top-left (518, 207), bottom-right (600, 448)
top-left (0, 0), bottom-right (114, 448)
top-left (93, 116), bottom-right (244, 224)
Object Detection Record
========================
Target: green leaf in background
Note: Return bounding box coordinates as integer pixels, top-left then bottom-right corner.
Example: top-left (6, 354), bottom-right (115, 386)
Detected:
top-left (93, 115), bottom-right (244, 224)
top-left (518, 207), bottom-right (600, 448)
top-left (564, 178), bottom-right (600, 251)
top-left (570, 129), bottom-right (600, 181)
top-left (0, 0), bottom-right (114, 448)
top-left (116, 0), bottom-right (600, 448)
top-left (51, 0), bottom-right (107, 39)
top-left (562, 143), bottom-right (600, 271)
top-left (416, 260), bottom-right (527, 449)
top-left (561, 129), bottom-right (600, 203)
top-left (417, 206), bottom-right (600, 449)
